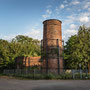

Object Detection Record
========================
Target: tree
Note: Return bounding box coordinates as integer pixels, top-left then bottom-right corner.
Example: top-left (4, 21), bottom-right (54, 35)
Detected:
top-left (0, 35), bottom-right (41, 69)
top-left (11, 35), bottom-right (41, 56)
top-left (64, 25), bottom-right (90, 69)
top-left (0, 39), bottom-right (10, 69)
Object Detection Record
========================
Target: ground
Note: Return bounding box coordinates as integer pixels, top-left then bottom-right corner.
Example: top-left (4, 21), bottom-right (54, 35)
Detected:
top-left (0, 76), bottom-right (90, 90)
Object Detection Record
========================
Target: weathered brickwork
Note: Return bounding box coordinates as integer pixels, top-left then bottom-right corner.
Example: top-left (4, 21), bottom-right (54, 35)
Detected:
top-left (42, 19), bottom-right (63, 73)
top-left (15, 19), bottom-right (63, 74)
top-left (15, 56), bottom-right (41, 69)
top-left (43, 19), bottom-right (62, 48)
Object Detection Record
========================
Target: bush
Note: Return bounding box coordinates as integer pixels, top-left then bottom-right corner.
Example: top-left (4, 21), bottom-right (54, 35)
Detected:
top-left (44, 73), bottom-right (56, 79)
top-left (2, 71), bottom-right (90, 80)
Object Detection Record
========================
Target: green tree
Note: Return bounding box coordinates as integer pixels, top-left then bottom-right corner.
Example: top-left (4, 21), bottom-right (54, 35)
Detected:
top-left (64, 25), bottom-right (90, 69)
top-left (12, 35), bottom-right (41, 56)
top-left (0, 39), bottom-right (10, 69)
top-left (0, 35), bottom-right (41, 70)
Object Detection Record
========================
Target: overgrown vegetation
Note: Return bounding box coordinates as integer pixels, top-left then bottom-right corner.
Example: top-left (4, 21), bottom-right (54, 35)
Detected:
top-left (2, 73), bottom-right (90, 80)
top-left (0, 25), bottom-right (90, 79)
top-left (64, 25), bottom-right (90, 69)
top-left (0, 35), bottom-right (41, 70)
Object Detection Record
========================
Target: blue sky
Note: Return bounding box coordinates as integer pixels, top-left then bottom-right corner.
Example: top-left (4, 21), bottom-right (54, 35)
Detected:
top-left (0, 0), bottom-right (90, 42)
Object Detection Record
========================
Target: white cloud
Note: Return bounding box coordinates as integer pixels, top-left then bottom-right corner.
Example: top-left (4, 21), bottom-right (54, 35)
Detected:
top-left (63, 12), bottom-right (90, 26)
top-left (64, 29), bottom-right (77, 35)
top-left (63, 29), bottom-right (78, 42)
top-left (78, 13), bottom-right (90, 26)
top-left (62, 12), bottom-right (89, 42)
top-left (63, 15), bottom-right (76, 26)
top-left (42, 9), bottom-right (52, 19)
top-left (46, 9), bottom-right (52, 14)
top-left (60, 4), bottom-right (64, 9)
top-left (24, 29), bottom-right (42, 40)
top-left (82, 12), bottom-right (90, 17)
top-left (42, 15), bottom-right (50, 18)
top-left (79, 16), bottom-right (89, 23)
top-left (84, 2), bottom-right (90, 9)
top-left (0, 34), bottom-right (18, 41)
top-left (70, 0), bottom-right (80, 5)
top-left (0, 28), bottom-right (42, 41)
top-left (88, 8), bottom-right (90, 11)
top-left (55, 3), bottom-right (68, 13)
top-left (70, 24), bottom-right (77, 29)
top-left (67, 15), bottom-right (75, 19)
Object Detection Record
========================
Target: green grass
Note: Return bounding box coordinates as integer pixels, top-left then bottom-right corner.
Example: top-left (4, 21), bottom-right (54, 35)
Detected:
top-left (1, 73), bottom-right (73, 80)
top-left (1, 72), bottom-right (90, 80)
top-left (0, 73), bottom-right (4, 76)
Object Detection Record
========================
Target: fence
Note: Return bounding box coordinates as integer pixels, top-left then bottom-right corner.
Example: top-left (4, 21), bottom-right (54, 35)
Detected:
top-left (2, 68), bottom-right (90, 79)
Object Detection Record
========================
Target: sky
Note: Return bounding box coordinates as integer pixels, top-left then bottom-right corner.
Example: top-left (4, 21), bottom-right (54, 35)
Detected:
top-left (0, 0), bottom-right (90, 43)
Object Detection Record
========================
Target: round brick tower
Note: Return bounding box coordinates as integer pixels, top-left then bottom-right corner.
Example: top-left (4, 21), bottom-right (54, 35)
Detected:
top-left (42, 19), bottom-right (63, 74)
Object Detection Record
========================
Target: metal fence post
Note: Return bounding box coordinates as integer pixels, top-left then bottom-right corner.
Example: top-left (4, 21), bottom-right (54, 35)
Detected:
top-left (46, 39), bottom-right (48, 74)
top-left (57, 39), bottom-right (60, 74)
top-left (41, 40), bottom-right (43, 73)
top-left (72, 69), bottom-right (75, 79)
top-left (79, 64), bottom-right (82, 79)
top-left (62, 40), bottom-right (64, 71)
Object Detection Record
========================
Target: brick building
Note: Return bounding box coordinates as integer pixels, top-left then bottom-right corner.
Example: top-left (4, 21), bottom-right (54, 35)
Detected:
top-left (15, 19), bottom-right (90, 74)
top-left (15, 19), bottom-right (64, 74)
top-left (41, 19), bottom-right (64, 74)
top-left (15, 56), bottom-right (41, 69)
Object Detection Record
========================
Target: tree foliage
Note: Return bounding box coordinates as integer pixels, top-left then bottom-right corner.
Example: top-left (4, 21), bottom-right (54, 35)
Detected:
top-left (64, 25), bottom-right (90, 69)
top-left (0, 35), bottom-right (41, 69)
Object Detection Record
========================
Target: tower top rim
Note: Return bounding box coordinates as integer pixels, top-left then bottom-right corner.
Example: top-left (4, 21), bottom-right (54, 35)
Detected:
top-left (43, 19), bottom-right (62, 24)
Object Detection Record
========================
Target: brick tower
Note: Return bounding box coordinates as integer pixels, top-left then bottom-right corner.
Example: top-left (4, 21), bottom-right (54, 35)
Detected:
top-left (41, 19), bottom-right (63, 74)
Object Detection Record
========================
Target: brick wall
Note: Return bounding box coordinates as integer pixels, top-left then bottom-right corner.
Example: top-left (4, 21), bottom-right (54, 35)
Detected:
top-left (15, 56), bottom-right (41, 69)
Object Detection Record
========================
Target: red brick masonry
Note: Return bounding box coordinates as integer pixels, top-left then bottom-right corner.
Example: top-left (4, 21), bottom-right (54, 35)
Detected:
top-left (15, 56), bottom-right (41, 69)
top-left (42, 19), bottom-right (63, 73)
